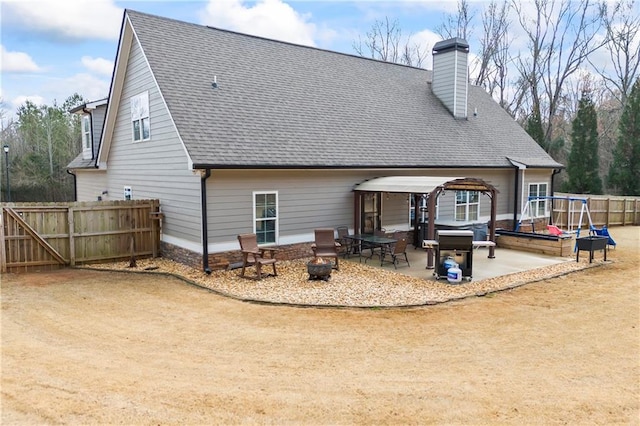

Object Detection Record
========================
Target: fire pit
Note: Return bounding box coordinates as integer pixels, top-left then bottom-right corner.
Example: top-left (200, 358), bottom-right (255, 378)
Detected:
top-left (307, 257), bottom-right (332, 281)
top-left (576, 235), bottom-right (608, 263)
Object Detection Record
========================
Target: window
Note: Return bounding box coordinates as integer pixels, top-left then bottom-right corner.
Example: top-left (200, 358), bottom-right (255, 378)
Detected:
top-left (455, 190), bottom-right (479, 221)
top-left (254, 191), bottom-right (278, 244)
top-left (131, 91), bottom-right (150, 142)
top-left (529, 183), bottom-right (548, 217)
top-left (82, 115), bottom-right (91, 150)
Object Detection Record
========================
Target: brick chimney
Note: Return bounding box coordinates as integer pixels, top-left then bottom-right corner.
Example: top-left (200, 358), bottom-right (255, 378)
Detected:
top-left (432, 38), bottom-right (469, 119)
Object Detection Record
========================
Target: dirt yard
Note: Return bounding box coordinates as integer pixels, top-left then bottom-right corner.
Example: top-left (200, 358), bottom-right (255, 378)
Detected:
top-left (2, 227), bottom-right (639, 425)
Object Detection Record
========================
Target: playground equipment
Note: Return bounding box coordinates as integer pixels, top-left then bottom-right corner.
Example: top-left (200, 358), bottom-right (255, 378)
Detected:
top-left (515, 196), bottom-right (616, 248)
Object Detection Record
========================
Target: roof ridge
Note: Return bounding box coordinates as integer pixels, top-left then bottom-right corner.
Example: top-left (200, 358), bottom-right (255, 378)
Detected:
top-left (124, 8), bottom-right (431, 73)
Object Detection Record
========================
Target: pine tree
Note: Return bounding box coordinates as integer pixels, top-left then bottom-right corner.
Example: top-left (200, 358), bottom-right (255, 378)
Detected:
top-left (525, 107), bottom-right (545, 149)
top-left (608, 78), bottom-right (640, 195)
top-left (565, 91), bottom-right (602, 194)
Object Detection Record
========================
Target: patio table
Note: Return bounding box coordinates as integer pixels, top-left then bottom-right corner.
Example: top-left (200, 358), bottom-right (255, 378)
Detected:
top-left (345, 234), bottom-right (398, 263)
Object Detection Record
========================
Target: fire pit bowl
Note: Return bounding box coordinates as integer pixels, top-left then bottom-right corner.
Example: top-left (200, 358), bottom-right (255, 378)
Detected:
top-left (576, 235), bottom-right (608, 263)
top-left (307, 258), bottom-right (332, 281)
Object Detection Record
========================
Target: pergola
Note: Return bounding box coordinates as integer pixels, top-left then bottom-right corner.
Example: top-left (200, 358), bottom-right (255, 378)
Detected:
top-left (353, 176), bottom-right (498, 267)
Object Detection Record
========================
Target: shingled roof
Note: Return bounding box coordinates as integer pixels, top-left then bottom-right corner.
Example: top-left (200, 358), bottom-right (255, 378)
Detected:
top-left (119, 10), bottom-right (561, 169)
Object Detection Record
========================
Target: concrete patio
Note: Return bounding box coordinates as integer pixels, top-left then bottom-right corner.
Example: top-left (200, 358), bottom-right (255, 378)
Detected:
top-left (344, 244), bottom-right (572, 282)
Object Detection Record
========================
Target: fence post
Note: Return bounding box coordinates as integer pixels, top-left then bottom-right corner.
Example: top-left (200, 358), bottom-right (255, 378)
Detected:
top-left (622, 199), bottom-right (627, 226)
top-left (0, 208), bottom-right (6, 273)
top-left (68, 206), bottom-right (75, 266)
top-left (606, 198), bottom-right (610, 227)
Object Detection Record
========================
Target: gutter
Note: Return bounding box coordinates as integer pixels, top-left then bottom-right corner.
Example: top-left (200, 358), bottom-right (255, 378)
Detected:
top-left (201, 169), bottom-right (212, 274)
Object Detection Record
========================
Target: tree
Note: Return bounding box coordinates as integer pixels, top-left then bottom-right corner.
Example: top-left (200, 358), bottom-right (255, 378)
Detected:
top-left (593, 0), bottom-right (640, 106)
top-left (608, 78), bottom-right (640, 195)
top-left (11, 94), bottom-right (85, 201)
top-left (565, 90), bottom-right (602, 193)
top-left (435, 0), bottom-right (476, 40)
top-left (512, 0), bottom-right (606, 154)
top-left (352, 17), bottom-right (429, 67)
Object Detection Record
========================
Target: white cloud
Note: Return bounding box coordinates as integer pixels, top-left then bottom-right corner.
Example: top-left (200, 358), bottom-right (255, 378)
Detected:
top-left (199, 0), bottom-right (317, 46)
top-left (0, 45), bottom-right (41, 72)
top-left (11, 95), bottom-right (46, 110)
top-left (59, 73), bottom-right (111, 103)
top-left (81, 56), bottom-right (114, 76)
top-left (411, 29), bottom-right (442, 69)
top-left (3, 0), bottom-right (122, 41)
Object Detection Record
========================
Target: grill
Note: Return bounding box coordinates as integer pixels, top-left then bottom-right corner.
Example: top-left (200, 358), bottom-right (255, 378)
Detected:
top-left (435, 230), bottom-right (474, 280)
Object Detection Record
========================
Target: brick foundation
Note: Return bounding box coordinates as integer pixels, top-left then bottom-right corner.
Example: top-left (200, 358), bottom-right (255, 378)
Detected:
top-left (160, 240), bottom-right (319, 271)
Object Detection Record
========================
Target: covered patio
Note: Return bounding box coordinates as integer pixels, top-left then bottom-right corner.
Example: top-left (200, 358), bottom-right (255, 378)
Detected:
top-left (352, 176), bottom-right (499, 269)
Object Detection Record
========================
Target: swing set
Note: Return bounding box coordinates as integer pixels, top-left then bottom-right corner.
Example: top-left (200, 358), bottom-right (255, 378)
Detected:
top-left (515, 196), bottom-right (616, 247)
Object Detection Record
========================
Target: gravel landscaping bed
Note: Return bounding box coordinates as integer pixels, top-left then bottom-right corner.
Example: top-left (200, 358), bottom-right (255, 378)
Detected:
top-left (83, 255), bottom-right (606, 307)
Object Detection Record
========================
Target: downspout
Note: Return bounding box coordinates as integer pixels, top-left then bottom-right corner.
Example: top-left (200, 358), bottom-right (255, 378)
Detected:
top-left (201, 169), bottom-right (212, 274)
top-left (66, 170), bottom-right (77, 201)
top-left (550, 168), bottom-right (561, 196)
top-left (512, 165), bottom-right (519, 230)
top-left (549, 168), bottom-right (562, 225)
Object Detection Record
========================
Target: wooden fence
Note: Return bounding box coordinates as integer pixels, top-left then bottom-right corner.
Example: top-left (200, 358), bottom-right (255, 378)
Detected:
top-left (1, 200), bottom-right (161, 273)
top-left (550, 193), bottom-right (640, 229)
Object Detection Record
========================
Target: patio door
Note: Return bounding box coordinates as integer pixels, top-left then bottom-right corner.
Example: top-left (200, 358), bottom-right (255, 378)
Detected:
top-left (361, 192), bottom-right (380, 234)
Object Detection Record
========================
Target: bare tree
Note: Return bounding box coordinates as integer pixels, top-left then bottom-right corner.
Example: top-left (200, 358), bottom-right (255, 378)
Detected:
top-left (436, 0), bottom-right (476, 40)
top-left (512, 0), bottom-right (606, 154)
top-left (592, 0), bottom-right (640, 105)
top-left (353, 17), bottom-right (428, 67)
top-left (474, 1), bottom-right (515, 108)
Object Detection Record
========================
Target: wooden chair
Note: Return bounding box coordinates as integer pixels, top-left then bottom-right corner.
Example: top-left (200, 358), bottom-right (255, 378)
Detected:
top-left (380, 238), bottom-right (410, 269)
top-left (311, 228), bottom-right (341, 270)
top-left (237, 233), bottom-right (278, 280)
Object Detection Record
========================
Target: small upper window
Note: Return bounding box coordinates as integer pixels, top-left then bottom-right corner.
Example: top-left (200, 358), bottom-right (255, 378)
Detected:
top-left (131, 91), bottom-right (150, 142)
top-left (82, 115), bottom-right (91, 150)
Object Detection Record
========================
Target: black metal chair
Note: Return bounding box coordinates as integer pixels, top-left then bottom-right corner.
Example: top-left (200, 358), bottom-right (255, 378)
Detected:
top-left (336, 226), bottom-right (353, 258)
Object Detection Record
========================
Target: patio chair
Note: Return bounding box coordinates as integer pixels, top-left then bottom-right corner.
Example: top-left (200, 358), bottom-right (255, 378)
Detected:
top-left (237, 233), bottom-right (278, 280)
top-left (336, 226), bottom-right (353, 258)
top-left (380, 238), bottom-right (410, 269)
top-left (311, 228), bottom-right (341, 270)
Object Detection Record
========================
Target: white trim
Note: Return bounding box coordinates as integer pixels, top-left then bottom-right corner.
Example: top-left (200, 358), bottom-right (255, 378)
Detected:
top-left (162, 233), bottom-right (203, 253)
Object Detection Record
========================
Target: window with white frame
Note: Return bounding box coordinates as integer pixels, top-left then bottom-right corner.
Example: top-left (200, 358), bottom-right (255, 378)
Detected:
top-left (528, 183), bottom-right (548, 217)
top-left (455, 190), bottom-right (479, 221)
top-left (254, 191), bottom-right (278, 244)
top-left (131, 91), bottom-right (150, 142)
top-left (82, 115), bottom-right (91, 150)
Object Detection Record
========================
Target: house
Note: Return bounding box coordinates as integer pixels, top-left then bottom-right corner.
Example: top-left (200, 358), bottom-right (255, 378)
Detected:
top-left (67, 9), bottom-right (563, 271)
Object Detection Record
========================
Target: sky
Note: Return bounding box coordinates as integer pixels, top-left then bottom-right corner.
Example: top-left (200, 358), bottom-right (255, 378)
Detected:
top-left (1, 0), bottom-right (462, 121)
top-left (1, 0), bottom-right (637, 123)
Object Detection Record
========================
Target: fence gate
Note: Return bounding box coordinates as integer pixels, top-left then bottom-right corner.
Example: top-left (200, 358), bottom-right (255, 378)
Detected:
top-left (1, 200), bottom-right (161, 273)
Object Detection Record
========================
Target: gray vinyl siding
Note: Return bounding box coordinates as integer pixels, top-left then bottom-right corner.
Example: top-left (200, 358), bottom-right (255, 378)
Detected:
top-left (75, 170), bottom-right (108, 201)
top-left (205, 168), bottom-right (519, 253)
top-left (106, 37), bottom-right (201, 247)
top-left (432, 51), bottom-right (467, 118)
top-left (92, 106), bottom-right (106, 156)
